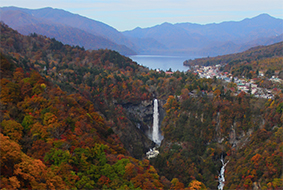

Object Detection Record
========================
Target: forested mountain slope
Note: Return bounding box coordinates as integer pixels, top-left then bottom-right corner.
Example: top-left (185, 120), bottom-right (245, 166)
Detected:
top-left (0, 53), bottom-right (170, 189)
top-left (152, 89), bottom-right (282, 189)
top-left (1, 22), bottom-right (282, 189)
top-left (184, 41), bottom-right (283, 81)
top-left (184, 42), bottom-right (283, 67)
top-left (0, 7), bottom-right (136, 55)
top-left (0, 22), bottom-right (192, 190)
top-left (0, 22), bottom-right (153, 159)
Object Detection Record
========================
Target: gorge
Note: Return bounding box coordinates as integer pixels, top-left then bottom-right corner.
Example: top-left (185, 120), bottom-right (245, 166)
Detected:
top-left (0, 22), bottom-right (281, 189)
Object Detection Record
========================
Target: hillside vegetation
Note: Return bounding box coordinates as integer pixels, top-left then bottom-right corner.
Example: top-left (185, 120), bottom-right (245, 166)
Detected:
top-left (184, 42), bottom-right (283, 79)
top-left (184, 42), bottom-right (283, 66)
top-left (1, 22), bottom-right (282, 189)
top-left (0, 22), bottom-right (194, 189)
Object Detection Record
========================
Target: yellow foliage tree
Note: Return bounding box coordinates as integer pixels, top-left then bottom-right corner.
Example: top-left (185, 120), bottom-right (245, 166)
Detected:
top-left (187, 180), bottom-right (207, 190)
top-left (1, 120), bottom-right (23, 142)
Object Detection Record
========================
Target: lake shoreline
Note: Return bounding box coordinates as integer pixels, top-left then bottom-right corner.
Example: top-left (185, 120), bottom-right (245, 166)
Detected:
top-left (129, 55), bottom-right (199, 72)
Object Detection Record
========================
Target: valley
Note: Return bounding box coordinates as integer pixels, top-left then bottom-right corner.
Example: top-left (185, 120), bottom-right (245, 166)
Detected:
top-left (0, 9), bottom-right (282, 189)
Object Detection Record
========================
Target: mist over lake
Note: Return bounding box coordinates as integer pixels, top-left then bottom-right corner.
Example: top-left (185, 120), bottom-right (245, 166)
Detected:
top-left (129, 55), bottom-right (197, 72)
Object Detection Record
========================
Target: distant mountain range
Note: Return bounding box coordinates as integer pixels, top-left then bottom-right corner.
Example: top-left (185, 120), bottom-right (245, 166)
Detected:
top-left (0, 7), bottom-right (136, 55)
top-left (123, 14), bottom-right (283, 56)
top-left (1, 6), bottom-right (282, 56)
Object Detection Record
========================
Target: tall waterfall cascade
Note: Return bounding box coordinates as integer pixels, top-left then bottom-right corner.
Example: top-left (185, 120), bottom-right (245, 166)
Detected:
top-left (152, 99), bottom-right (162, 145)
top-left (146, 99), bottom-right (163, 159)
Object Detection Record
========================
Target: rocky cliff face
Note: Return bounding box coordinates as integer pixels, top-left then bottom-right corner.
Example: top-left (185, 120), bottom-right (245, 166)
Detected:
top-left (111, 120), bottom-right (154, 159)
top-left (112, 100), bottom-right (154, 159)
top-left (119, 97), bottom-right (262, 159)
top-left (119, 99), bottom-right (166, 158)
top-left (123, 100), bottom-right (153, 133)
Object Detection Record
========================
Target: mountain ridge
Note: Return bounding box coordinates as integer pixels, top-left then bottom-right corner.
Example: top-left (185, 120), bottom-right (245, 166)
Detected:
top-left (16, 22), bottom-right (136, 55)
top-left (1, 6), bottom-right (282, 56)
top-left (0, 6), bottom-right (137, 55)
top-left (123, 13), bottom-right (283, 56)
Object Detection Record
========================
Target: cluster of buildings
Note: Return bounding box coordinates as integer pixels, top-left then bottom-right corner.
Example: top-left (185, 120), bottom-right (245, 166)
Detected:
top-left (194, 64), bottom-right (226, 80)
top-left (236, 79), bottom-right (274, 99)
top-left (192, 65), bottom-right (282, 99)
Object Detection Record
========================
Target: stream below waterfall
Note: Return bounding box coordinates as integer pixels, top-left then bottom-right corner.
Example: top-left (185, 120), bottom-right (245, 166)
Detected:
top-left (218, 157), bottom-right (229, 190)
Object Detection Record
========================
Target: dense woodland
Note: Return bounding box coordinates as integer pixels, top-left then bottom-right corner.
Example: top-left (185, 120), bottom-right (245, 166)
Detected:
top-left (1, 22), bottom-right (282, 189)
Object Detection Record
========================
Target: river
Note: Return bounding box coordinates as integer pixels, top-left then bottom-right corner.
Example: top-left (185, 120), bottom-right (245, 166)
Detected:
top-left (218, 157), bottom-right (229, 190)
top-left (129, 55), bottom-right (197, 72)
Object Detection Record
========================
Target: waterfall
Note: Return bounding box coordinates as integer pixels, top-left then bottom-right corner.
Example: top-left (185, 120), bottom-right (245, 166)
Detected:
top-left (145, 99), bottom-right (162, 159)
top-left (218, 156), bottom-right (229, 190)
top-left (152, 99), bottom-right (162, 145)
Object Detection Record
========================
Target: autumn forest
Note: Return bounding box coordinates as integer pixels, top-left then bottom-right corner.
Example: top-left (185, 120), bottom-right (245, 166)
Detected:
top-left (0, 22), bottom-right (282, 189)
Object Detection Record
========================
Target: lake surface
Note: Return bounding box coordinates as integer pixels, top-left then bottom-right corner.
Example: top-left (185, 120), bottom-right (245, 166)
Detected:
top-left (129, 55), bottom-right (197, 72)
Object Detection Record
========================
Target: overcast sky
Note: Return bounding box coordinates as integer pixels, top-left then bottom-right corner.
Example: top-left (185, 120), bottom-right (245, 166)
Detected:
top-left (1, 0), bottom-right (283, 31)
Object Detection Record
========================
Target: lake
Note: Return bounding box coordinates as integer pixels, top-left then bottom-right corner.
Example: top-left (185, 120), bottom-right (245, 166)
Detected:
top-left (129, 55), bottom-right (196, 72)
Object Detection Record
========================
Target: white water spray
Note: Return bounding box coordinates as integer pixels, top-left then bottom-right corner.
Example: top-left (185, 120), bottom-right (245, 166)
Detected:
top-left (152, 99), bottom-right (161, 145)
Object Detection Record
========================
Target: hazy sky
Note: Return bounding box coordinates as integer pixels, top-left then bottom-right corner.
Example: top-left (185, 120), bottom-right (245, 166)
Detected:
top-left (1, 0), bottom-right (283, 31)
